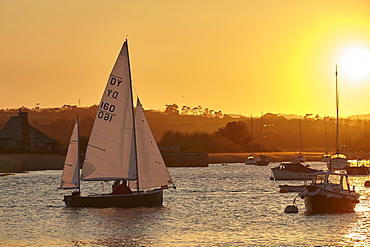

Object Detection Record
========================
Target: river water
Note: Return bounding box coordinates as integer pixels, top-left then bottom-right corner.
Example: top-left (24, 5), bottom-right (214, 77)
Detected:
top-left (1, 162), bottom-right (370, 246)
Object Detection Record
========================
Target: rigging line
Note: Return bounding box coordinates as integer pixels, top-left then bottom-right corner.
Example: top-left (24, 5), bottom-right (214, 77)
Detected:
top-left (87, 144), bottom-right (106, 152)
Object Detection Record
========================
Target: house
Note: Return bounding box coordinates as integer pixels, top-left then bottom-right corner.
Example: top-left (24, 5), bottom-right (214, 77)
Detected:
top-left (0, 111), bottom-right (59, 151)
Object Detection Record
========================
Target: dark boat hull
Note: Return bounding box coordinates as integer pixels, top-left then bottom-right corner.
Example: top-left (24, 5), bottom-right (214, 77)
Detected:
top-left (63, 189), bottom-right (163, 208)
top-left (346, 166), bottom-right (370, 175)
top-left (303, 189), bottom-right (358, 214)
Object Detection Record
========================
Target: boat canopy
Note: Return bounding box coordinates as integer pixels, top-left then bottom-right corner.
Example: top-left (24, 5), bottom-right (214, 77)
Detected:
top-left (312, 172), bottom-right (349, 190)
top-left (331, 153), bottom-right (346, 159)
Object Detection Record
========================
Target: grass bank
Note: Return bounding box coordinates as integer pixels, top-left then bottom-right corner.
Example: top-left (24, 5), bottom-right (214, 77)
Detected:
top-left (0, 154), bottom-right (65, 173)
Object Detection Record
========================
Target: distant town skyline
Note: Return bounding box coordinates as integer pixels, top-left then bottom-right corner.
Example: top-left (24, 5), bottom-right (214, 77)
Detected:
top-left (1, 0), bottom-right (370, 117)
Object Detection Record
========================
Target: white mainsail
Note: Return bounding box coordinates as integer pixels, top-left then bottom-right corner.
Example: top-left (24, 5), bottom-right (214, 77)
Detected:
top-left (60, 117), bottom-right (80, 189)
top-left (81, 41), bottom-right (137, 181)
top-left (132, 99), bottom-right (173, 189)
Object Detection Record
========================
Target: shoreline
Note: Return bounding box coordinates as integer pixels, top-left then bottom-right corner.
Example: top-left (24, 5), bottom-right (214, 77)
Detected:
top-left (209, 152), bottom-right (330, 164)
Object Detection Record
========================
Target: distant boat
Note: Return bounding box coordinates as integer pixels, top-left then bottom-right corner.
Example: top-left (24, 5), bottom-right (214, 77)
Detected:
top-left (321, 154), bottom-right (331, 163)
top-left (256, 155), bottom-right (269, 166)
top-left (245, 154), bottom-right (257, 165)
top-left (345, 159), bottom-right (370, 175)
top-left (292, 154), bottom-right (306, 164)
top-left (271, 162), bottom-right (321, 180)
top-left (300, 171), bottom-right (359, 214)
top-left (60, 40), bottom-right (176, 208)
top-left (245, 115), bottom-right (257, 165)
top-left (328, 65), bottom-right (347, 171)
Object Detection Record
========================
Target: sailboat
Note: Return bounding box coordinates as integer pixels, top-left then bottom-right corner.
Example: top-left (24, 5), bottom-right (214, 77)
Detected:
top-left (245, 115), bottom-right (257, 165)
top-left (292, 119), bottom-right (306, 164)
top-left (321, 117), bottom-right (331, 163)
top-left (328, 65), bottom-right (348, 171)
top-left (60, 40), bottom-right (175, 208)
top-left (255, 113), bottom-right (269, 166)
top-left (59, 117), bottom-right (80, 191)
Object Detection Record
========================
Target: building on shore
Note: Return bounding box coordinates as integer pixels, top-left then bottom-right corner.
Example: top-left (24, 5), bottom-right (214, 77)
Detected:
top-left (0, 110), bottom-right (59, 152)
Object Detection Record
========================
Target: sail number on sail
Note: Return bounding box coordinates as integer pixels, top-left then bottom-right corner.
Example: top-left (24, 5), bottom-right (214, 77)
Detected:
top-left (97, 76), bottom-right (122, 122)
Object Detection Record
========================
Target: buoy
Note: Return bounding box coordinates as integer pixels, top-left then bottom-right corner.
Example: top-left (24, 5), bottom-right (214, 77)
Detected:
top-left (364, 181), bottom-right (370, 187)
top-left (279, 187), bottom-right (289, 193)
top-left (284, 205), bottom-right (299, 213)
top-left (269, 176), bottom-right (274, 180)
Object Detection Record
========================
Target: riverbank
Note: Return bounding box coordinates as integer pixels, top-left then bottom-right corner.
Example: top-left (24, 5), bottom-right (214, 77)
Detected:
top-left (1, 152), bottom-right (369, 173)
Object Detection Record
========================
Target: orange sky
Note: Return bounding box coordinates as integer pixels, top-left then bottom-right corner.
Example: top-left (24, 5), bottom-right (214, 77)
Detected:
top-left (1, 0), bottom-right (370, 117)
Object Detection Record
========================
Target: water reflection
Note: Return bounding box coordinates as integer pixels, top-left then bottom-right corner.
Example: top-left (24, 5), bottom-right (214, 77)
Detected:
top-left (3, 165), bottom-right (370, 246)
top-left (339, 176), bottom-right (370, 246)
top-left (61, 206), bottom-right (167, 246)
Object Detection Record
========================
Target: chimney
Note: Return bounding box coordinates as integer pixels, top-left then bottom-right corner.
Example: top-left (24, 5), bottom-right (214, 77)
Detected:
top-left (19, 110), bottom-right (31, 150)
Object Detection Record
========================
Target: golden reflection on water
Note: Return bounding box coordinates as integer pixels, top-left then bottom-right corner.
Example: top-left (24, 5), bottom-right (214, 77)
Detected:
top-left (3, 166), bottom-right (370, 246)
top-left (340, 176), bottom-right (370, 246)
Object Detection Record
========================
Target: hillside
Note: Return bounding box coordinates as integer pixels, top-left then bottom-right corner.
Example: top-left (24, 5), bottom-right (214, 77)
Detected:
top-left (0, 106), bottom-right (244, 147)
top-left (1, 106), bottom-right (370, 154)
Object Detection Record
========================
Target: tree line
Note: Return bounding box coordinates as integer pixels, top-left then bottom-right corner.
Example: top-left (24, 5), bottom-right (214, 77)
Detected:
top-left (1, 105), bottom-right (370, 155)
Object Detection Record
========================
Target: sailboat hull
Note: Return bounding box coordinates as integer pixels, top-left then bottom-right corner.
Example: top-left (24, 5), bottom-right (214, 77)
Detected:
top-left (63, 189), bottom-right (163, 208)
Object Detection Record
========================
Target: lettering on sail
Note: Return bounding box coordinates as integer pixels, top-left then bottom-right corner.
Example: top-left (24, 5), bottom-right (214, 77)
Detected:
top-left (97, 76), bottom-right (121, 122)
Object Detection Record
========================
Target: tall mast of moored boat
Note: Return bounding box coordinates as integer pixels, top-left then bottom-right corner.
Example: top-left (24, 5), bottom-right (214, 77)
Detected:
top-left (335, 64), bottom-right (340, 154)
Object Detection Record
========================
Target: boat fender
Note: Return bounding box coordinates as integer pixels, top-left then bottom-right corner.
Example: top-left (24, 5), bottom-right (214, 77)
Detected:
top-left (284, 205), bottom-right (299, 213)
top-left (304, 186), bottom-right (320, 197)
top-left (269, 176), bottom-right (274, 180)
top-left (279, 188), bottom-right (289, 193)
top-left (299, 192), bottom-right (305, 199)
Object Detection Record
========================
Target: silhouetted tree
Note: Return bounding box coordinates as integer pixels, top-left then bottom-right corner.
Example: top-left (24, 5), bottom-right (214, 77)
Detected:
top-left (215, 121), bottom-right (251, 151)
top-left (165, 104), bottom-right (179, 115)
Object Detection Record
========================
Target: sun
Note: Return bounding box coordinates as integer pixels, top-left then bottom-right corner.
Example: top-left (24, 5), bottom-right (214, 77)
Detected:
top-left (340, 47), bottom-right (370, 79)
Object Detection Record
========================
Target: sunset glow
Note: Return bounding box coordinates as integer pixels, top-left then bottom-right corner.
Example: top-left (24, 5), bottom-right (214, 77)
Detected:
top-left (341, 47), bottom-right (370, 80)
top-left (1, 1), bottom-right (370, 117)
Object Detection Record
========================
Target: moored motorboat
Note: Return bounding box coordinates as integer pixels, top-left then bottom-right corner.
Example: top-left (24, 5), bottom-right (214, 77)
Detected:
top-left (271, 162), bottom-right (321, 180)
top-left (299, 171), bottom-right (359, 214)
top-left (328, 153), bottom-right (348, 171)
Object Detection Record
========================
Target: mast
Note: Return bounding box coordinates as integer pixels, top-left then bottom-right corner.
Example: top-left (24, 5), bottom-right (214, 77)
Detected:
top-left (335, 64), bottom-right (340, 154)
top-left (251, 115), bottom-right (254, 155)
top-left (260, 112), bottom-right (263, 155)
top-left (77, 115), bottom-right (80, 192)
top-left (324, 116), bottom-right (328, 154)
top-left (299, 119), bottom-right (303, 154)
top-left (125, 39), bottom-right (140, 191)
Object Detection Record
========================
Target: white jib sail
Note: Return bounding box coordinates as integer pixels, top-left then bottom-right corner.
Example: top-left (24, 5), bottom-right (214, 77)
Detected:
top-left (81, 41), bottom-right (137, 181)
top-left (60, 117), bottom-right (80, 189)
top-left (132, 99), bottom-right (173, 189)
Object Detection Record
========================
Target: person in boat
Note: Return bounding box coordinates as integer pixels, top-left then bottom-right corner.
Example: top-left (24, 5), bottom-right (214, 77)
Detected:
top-left (111, 179), bottom-right (132, 195)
